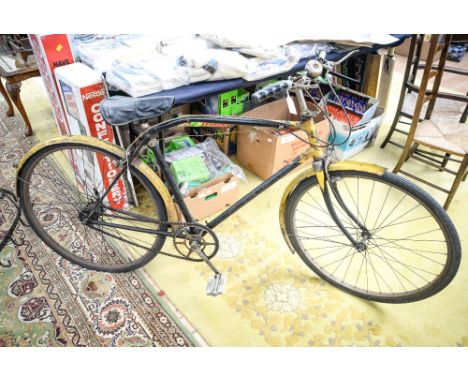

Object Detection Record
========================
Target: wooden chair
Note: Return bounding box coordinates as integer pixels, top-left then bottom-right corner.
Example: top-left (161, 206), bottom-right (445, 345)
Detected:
top-left (389, 34), bottom-right (468, 209)
top-left (382, 34), bottom-right (468, 151)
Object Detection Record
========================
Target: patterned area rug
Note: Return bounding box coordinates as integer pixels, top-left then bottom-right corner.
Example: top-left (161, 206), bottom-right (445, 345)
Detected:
top-left (0, 100), bottom-right (205, 347)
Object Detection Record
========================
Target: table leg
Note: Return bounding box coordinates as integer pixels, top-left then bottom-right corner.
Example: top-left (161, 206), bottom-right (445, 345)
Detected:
top-left (6, 81), bottom-right (33, 136)
top-left (377, 48), bottom-right (396, 112)
top-left (362, 53), bottom-right (382, 98)
top-left (0, 78), bottom-right (15, 117)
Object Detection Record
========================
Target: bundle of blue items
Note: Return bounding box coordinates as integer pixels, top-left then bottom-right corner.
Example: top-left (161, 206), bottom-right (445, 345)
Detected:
top-left (447, 44), bottom-right (466, 63)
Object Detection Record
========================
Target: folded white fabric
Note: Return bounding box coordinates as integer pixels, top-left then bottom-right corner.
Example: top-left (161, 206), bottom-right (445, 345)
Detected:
top-left (106, 56), bottom-right (191, 97)
top-left (74, 35), bottom-right (159, 74)
top-left (158, 35), bottom-right (211, 56)
top-left (179, 48), bottom-right (253, 81)
top-left (243, 47), bottom-right (301, 81)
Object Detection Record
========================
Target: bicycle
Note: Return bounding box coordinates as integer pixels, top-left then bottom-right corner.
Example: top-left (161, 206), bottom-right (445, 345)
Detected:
top-left (15, 51), bottom-right (461, 303)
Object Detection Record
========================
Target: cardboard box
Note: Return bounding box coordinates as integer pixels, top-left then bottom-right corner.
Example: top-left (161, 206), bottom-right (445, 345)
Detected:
top-left (314, 118), bottom-right (332, 144)
top-left (330, 107), bottom-right (384, 160)
top-left (29, 34), bottom-right (75, 135)
top-left (54, 62), bottom-right (133, 209)
top-left (237, 99), bottom-right (311, 180)
top-left (183, 173), bottom-right (240, 220)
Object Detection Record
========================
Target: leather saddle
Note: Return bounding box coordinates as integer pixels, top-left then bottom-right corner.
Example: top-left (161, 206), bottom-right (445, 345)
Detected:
top-left (100, 95), bottom-right (175, 126)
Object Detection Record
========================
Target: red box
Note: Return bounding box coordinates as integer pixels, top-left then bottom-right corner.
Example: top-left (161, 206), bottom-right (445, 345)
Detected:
top-left (54, 63), bottom-right (134, 209)
top-left (29, 34), bottom-right (75, 135)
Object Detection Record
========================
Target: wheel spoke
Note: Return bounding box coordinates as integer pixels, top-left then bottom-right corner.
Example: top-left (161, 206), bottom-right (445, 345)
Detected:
top-left (20, 144), bottom-right (167, 271)
top-left (289, 171), bottom-right (456, 300)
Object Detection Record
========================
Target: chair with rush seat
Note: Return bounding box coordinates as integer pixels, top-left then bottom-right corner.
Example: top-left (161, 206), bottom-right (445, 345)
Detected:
top-left (388, 34), bottom-right (468, 209)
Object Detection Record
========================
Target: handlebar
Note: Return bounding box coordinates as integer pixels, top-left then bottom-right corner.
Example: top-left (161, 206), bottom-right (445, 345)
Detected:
top-left (251, 49), bottom-right (361, 105)
top-left (251, 80), bottom-right (292, 105)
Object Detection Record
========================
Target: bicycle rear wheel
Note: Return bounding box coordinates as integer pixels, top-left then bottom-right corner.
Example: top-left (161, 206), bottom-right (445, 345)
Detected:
top-left (18, 141), bottom-right (168, 272)
top-left (284, 170), bottom-right (461, 303)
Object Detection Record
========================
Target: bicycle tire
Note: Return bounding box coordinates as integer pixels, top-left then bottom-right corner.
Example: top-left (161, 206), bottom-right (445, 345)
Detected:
top-left (18, 140), bottom-right (168, 273)
top-left (284, 170), bottom-right (461, 303)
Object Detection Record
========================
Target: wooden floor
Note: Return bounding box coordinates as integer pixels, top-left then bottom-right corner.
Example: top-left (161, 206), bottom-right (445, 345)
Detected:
top-left (394, 53), bottom-right (468, 94)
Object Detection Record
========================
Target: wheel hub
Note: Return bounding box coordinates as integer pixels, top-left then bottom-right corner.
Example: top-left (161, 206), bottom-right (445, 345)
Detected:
top-left (78, 201), bottom-right (103, 224)
top-left (356, 231), bottom-right (372, 252)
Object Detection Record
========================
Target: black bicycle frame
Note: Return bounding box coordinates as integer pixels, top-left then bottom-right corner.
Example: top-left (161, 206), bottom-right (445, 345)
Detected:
top-left (88, 110), bottom-right (366, 251)
top-left (78, 113), bottom-right (306, 238)
top-left (144, 114), bottom-right (304, 228)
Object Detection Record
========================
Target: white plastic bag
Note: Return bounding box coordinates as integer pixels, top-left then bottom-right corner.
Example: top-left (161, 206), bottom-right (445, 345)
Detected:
top-left (165, 138), bottom-right (246, 183)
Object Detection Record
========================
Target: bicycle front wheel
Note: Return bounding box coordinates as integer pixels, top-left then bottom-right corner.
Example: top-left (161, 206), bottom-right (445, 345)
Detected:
top-left (284, 170), bottom-right (461, 303)
top-left (18, 140), bottom-right (168, 272)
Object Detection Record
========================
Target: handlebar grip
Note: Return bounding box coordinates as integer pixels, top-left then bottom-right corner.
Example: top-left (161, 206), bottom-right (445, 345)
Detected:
top-left (251, 80), bottom-right (292, 105)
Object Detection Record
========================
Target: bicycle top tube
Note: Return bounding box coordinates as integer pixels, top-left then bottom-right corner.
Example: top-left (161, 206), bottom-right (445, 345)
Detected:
top-left (145, 114), bottom-right (298, 136)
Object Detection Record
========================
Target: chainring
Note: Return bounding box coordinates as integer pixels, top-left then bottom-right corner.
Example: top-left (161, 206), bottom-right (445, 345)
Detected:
top-left (172, 223), bottom-right (219, 262)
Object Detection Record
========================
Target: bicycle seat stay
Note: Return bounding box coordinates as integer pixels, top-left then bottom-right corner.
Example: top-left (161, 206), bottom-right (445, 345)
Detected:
top-left (100, 95), bottom-right (175, 126)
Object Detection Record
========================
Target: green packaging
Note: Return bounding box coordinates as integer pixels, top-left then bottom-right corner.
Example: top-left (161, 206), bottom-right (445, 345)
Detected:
top-left (170, 155), bottom-right (211, 186)
top-left (164, 135), bottom-right (196, 153)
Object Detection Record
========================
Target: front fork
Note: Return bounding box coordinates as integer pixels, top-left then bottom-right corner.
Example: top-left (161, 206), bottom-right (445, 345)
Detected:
top-left (296, 101), bottom-right (371, 252)
top-left (316, 159), bottom-right (371, 252)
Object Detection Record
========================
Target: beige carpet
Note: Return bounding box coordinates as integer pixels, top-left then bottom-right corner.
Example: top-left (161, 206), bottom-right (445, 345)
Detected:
top-left (11, 55), bottom-right (468, 346)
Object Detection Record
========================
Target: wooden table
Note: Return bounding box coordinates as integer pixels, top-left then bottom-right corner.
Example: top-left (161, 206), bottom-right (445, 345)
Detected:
top-left (0, 50), bottom-right (40, 136)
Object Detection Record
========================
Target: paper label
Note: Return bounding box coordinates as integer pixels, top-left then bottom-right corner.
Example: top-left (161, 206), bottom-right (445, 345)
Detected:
top-left (280, 135), bottom-right (296, 144)
top-left (221, 181), bottom-right (237, 193)
top-left (286, 94), bottom-right (297, 115)
top-left (197, 189), bottom-right (210, 199)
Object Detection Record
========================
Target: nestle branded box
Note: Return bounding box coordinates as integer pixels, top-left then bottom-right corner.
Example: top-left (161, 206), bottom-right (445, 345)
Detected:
top-left (54, 63), bottom-right (133, 209)
top-left (29, 34), bottom-right (75, 135)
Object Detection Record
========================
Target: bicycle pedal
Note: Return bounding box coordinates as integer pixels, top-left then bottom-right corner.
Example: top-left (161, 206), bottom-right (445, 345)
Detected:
top-left (206, 273), bottom-right (227, 296)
